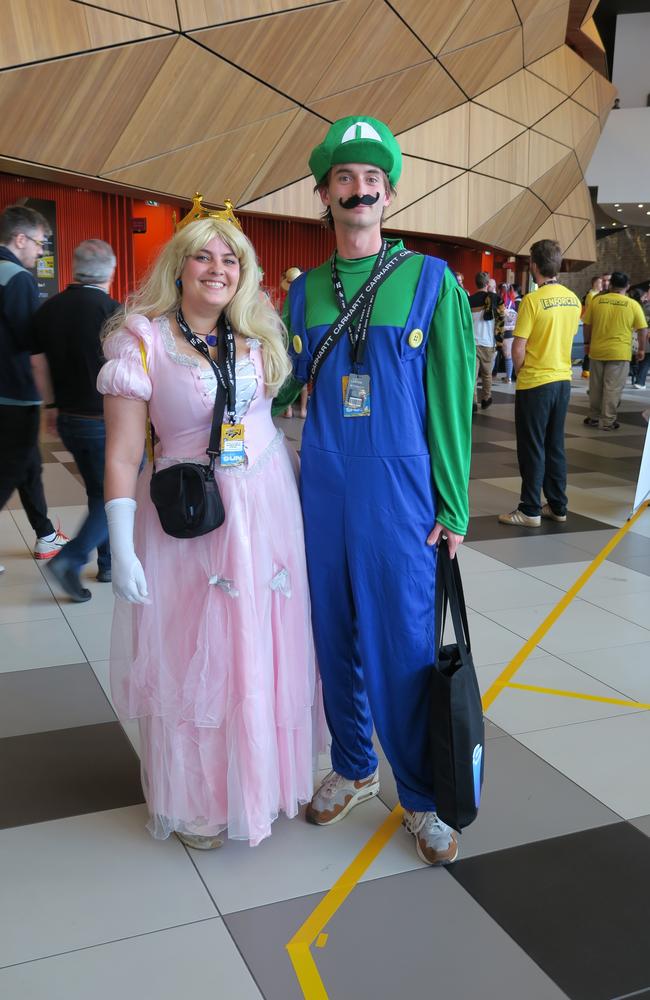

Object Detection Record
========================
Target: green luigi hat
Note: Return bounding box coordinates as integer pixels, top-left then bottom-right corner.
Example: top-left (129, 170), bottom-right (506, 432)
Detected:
top-left (309, 116), bottom-right (402, 187)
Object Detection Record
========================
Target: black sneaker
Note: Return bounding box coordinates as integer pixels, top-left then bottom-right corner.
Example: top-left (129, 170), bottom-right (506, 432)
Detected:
top-left (601, 421), bottom-right (620, 431)
top-left (96, 568), bottom-right (112, 583)
top-left (583, 417), bottom-right (598, 426)
top-left (481, 397), bottom-right (493, 410)
top-left (46, 557), bottom-right (91, 603)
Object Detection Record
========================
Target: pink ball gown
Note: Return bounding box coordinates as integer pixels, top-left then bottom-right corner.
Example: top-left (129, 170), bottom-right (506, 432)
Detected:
top-left (98, 314), bottom-right (324, 846)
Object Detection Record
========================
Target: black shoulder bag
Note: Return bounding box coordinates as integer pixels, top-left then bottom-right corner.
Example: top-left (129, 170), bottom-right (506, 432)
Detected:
top-left (147, 313), bottom-right (232, 539)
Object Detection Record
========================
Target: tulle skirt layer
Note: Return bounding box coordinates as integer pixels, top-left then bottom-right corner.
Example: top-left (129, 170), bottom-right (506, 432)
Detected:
top-left (110, 432), bottom-right (325, 846)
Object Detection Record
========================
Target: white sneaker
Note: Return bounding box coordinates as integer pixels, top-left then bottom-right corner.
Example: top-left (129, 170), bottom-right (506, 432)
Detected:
top-left (0, 565), bottom-right (4, 574)
top-left (498, 509), bottom-right (541, 527)
top-left (402, 810), bottom-right (459, 865)
top-left (306, 769), bottom-right (380, 825)
top-left (176, 832), bottom-right (223, 850)
top-left (34, 529), bottom-right (69, 560)
top-left (541, 503), bottom-right (567, 523)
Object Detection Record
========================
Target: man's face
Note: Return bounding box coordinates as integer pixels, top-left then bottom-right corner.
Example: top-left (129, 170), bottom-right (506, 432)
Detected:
top-left (593, 278), bottom-right (602, 292)
top-left (13, 227), bottom-right (47, 269)
top-left (601, 274), bottom-right (611, 291)
top-left (320, 164), bottom-right (390, 232)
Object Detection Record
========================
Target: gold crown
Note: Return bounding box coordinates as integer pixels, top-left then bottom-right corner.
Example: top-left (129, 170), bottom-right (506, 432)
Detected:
top-left (174, 193), bottom-right (242, 232)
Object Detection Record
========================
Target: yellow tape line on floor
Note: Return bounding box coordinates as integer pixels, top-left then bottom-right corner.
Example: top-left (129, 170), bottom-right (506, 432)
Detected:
top-left (507, 682), bottom-right (650, 711)
top-left (286, 500), bottom-right (650, 998)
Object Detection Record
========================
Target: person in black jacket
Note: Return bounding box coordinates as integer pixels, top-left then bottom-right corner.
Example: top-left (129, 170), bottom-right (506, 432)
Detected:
top-left (30, 240), bottom-right (120, 601)
top-left (0, 204), bottom-right (67, 575)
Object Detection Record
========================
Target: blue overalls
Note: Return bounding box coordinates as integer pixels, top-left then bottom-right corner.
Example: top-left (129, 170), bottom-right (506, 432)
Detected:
top-left (289, 255), bottom-right (448, 811)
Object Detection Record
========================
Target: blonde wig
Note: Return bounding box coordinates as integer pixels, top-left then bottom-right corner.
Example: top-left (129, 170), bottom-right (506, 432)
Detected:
top-left (105, 218), bottom-right (291, 395)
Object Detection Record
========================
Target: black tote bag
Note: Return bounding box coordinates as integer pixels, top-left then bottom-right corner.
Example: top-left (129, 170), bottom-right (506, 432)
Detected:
top-left (429, 542), bottom-right (485, 832)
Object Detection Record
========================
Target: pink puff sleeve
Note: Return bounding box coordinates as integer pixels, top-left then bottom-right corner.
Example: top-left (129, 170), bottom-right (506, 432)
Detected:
top-left (97, 314), bottom-right (153, 401)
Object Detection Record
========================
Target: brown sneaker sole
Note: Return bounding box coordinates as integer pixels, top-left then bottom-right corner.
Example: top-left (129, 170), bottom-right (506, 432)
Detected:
top-left (403, 820), bottom-right (459, 866)
top-left (305, 781), bottom-right (380, 826)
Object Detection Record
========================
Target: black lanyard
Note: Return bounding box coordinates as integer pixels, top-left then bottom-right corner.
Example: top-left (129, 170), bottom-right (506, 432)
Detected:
top-left (309, 242), bottom-right (413, 387)
top-left (176, 309), bottom-right (237, 425)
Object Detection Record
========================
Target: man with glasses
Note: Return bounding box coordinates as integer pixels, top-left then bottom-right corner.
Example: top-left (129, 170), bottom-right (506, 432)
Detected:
top-left (0, 204), bottom-right (68, 574)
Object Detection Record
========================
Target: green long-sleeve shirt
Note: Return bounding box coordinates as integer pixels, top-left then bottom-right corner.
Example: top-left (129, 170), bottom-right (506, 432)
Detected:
top-left (279, 243), bottom-right (475, 534)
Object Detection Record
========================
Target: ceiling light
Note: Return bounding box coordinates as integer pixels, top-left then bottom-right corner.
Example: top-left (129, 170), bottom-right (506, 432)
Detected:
top-left (639, 204), bottom-right (644, 208)
top-left (646, 233), bottom-right (650, 237)
top-left (614, 203), bottom-right (620, 207)
top-left (623, 224), bottom-right (628, 228)
top-left (617, 208), bottom-right (623, 212)
top-left (612, 222), bottom-right (617, 225)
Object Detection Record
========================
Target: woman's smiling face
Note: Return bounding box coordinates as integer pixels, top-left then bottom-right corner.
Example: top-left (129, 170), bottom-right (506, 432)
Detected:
top-left (180, 236), bottom-right (241, 315)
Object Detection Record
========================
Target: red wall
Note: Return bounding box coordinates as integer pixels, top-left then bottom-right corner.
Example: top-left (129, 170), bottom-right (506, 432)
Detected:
top-left (0, 173), bottom-right (135, 301)
top-left (132, 199), bottom-right (178, 284)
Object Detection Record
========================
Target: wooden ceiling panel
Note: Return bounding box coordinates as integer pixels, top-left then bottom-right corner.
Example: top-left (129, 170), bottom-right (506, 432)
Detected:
top-left (385, 161), bottom-right (465, 219)
top-left (240, 175), bottom-right (319, 217)
top-left (470, 188), bottom-right (549, 252)
top-left (523, 4), bottom-right (569, 64)
top-left (177, 0), bottom-right (322, 30)
top-left (389, 0), bottom-right (474, 55)
top-left (527, 44), bottom-right (591, 95)
top-left (439, 27), bottom-right (523, 99)
top-left (574, 118), bottom-right (601, 173)
top-left (594, 74), bottom-right (617, 123)
top-left (533, 98), bottom-right (596, 149)
top-left (468, 104), bottom-right (526, 168)
top-left (193, 3), bottom-right (348, 101)
top-left (0, 37), bottom-right (175, 174)
top-left (473, 132), bottom-right (530, 187)
top-left (528, 130), bottom-right (573, 184)
top-left (386, 173), bottom-right (469, 238)
top-left (513, 0), bottom-right (566, 20)
top-left (441, 0), bottom-right (519, 55)
top-left (310, 0), bottom-right (430, 101)
top-left (309, 62), bottom-right (465, 136)
top-left (554, 215), bottom-right (588, 253)
top-left (398, 104), bottom-right (469, 168)
top-left (239, 109), bottom-right (328, 203)
top-left (571, 73), bottom-right (598, 114)
top-left (517, 216), bottom-right (557, 252)
top-left (0, 0), bottom-right (166, 69)
top-left (556, 180), bottom-right (593, 220)
top-left (105, 110), bottom-right (298, 204)
top-left (531, 151), bottom-right (583, 211)
top-left (79, 0), bottom-right (179, 28)
top-left (102, 37), bottom-right (294, 172)
top-left (563, 222), bottom-right (596, 261)
top-left (474, 70), bottom-right (566, 128)
top-left (467, 174), bottom-right (525, 234)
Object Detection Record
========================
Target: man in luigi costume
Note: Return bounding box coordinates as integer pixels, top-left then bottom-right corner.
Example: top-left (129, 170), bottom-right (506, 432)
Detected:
top-left (279, 116), bottom-right (475, 865)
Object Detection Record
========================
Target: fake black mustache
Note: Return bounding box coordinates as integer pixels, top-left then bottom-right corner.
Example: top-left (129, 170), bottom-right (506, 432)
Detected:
top-left (338, 193), bottom-right (381, 209)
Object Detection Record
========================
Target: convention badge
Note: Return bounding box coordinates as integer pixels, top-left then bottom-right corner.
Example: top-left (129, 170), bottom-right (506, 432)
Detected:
top-left (342, 373), bottom-right (371, 418)
top-left (408, 328), bottom-right (423, 349)
top-left (292, 335), bottom-right (303, 354)
top-left (220, 423), bottom-right (246, 466)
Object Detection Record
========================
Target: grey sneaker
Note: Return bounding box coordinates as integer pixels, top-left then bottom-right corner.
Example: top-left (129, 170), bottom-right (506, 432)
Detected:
top-left (306, 769), bottom-right (380, 826)
top-left (498, 509), bottom-right (541, 527)
top-left (402, 810), bottom-right (459, 866)
top-left (541, 503), bottom-right (566, 523)
top-left (176, 832), bottom-right (223, 850)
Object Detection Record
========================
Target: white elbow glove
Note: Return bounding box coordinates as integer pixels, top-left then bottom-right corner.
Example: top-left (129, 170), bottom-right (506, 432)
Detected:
top-left (105, 498), bottom-right (151, 605)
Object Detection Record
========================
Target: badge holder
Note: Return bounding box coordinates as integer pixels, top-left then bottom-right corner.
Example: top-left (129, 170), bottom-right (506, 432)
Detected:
top-left (220, 422), bottom-right (246, 466)
top-left (342, 372), bottom-right (371, 417)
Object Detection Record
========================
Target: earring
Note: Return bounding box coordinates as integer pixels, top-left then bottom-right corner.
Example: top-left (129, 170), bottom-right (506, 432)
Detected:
top-left (175, 278), bottom-right (182, 290)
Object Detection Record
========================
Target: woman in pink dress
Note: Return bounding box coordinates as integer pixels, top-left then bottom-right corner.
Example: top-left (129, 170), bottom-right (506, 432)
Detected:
top-left (98, 218), bottom-right (322, 849)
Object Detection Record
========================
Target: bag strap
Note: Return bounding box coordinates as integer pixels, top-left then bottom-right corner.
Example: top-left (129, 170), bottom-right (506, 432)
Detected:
top-left (435, 541), bottom-right (472, 657)
top-left (139, 342), bottom-right (154, 464)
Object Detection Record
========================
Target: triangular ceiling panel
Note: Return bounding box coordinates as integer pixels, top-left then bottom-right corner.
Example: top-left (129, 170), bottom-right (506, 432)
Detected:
top-left (309, 0), bottom-right (430, 102)
top-left (523, 3), bottom-right (570, 64)
top-left (474, 132), bottom-right (530, 187)
top-left (572, 73), bottom-right (598, 114)
top-left (192, 3), bottom-right (349, 101)
top-left (528, 130), bottom-right (573, 185)
top-left (388, 0), bottom-right (474, 55)
top-left (533, 98), bottom-right (597, 149)
top-left (517, 216), bottom-right (557, 252)
top-left (513, 0), bottom-right (566, 20)
top-left (556, 181), bottom-right (593, 220)
top-left (309, 61), bottom-right (465, 136)
top-left (0, 0), bottom-right (169, 69)
top-left (385, 160), bottom-right (465, 219)
top-left (575, 118), bottom-right (602, 173)
top-left (468, 174), bottom-right (526, 234)
top-left (471, 188), bottom-right (549, 252)
top-left (177, 0), bottom-right (323, 31)
top-left (386, 173), bottom-right (469, 237)
top-left (554, 215), bottom-right (589, 253)
top-left (439, 26), bottom-right (523, 99)
top-left (440, 0), bottom-right (519, 55)
top-left (105, 110), bottom-right (299, 204)
top-left (594, 74), bottom-right (618, 122)
top-left (527, 44), bottom-right (592, 96)
top-left (531, 151), bottom-right (583, 212)
top-left (468, 103), bottom-right (526, 166)
top-left (399, 104), bottom-right (469, 169)
top-left (240, 175), bottom-right (320, 217)
top-left (563, 223), bottom-right (596, 262)
top-left (581, 16), bottom-right (605, 51)
top-left (102, 37), bottom-right (294, 172)
top-left (581, 0), bottom-right (599, 25)
top-left (474, 70), bottom-right (566, 128)
top-left (239, 109), bottom-right (330, 204)
top-left (81, 0), bottom-right (179, 29)
top-left (0, 37), bottom-right (175, 174)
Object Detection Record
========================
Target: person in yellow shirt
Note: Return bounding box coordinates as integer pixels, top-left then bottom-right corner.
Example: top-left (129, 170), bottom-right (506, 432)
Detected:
top-left (580, 276), bottom-right (601, 378)
top-left (582, 271), bottom-right (648, 430)
top-left (499, 239), bottom-right (581, 527)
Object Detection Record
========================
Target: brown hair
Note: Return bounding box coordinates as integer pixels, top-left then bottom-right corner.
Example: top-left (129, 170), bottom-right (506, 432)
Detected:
top-left (530, 239), bottom-right (562, 278)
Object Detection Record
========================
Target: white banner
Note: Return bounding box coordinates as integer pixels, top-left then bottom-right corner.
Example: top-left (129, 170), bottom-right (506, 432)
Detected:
top-left (632, 412), bottom-right (650, 514)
